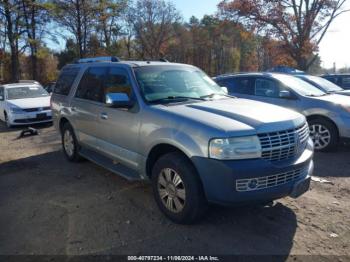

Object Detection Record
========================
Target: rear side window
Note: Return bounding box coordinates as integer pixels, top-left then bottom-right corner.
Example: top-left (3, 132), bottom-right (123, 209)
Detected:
top-left (75, 67), bottom-right (108, 102)
top-left (54, 67), bottom-right (80, 96)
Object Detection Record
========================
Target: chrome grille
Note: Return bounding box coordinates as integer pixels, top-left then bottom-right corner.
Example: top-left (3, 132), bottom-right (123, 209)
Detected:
top-left (258, 123), bottom-right (309, 162)
top-left (236, 167), bottom-right (306, 192)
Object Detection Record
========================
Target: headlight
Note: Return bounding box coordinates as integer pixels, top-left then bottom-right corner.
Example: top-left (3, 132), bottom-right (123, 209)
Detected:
top-left (209, 136), bottom-right (262, 160)
top-left (9, 107), bottom-right (23, 114)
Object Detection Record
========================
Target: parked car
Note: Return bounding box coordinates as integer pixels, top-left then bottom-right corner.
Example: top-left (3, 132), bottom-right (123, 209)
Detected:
top-left (321, 74), bottom-right (350, 89)
top-left (296, 75), bottom-right (350, 96)
top-left (0, 82), bottom-right (52, 127)
top-left (214, 73), bottom-right (350, 151)
top-left (51, 57), bottom-right (313, 224)
top-left (268, 65), bottom-right (305, 75)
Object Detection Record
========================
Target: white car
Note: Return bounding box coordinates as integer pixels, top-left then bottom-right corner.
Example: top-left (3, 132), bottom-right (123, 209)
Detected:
top-left (0, 83), bottom-right (52, 127)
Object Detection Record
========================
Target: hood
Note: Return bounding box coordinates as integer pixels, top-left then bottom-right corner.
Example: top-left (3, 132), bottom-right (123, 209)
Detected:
top-left (156, 98), bottom-right (305, 135)
top-left (7, 96), bottom-right (50, 109)
top-left (310, 94), bottom-right (350, 106)
top-left (336, 90), bottom-right (350, 97)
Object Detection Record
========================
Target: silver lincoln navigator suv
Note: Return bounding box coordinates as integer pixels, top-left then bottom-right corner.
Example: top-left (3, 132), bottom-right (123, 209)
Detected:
top-left (51, 57), bottom-right (314, 224)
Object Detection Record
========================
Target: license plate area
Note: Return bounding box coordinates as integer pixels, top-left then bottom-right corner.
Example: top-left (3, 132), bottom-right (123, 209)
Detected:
top-left (36, 113), bottom-right (47, 119)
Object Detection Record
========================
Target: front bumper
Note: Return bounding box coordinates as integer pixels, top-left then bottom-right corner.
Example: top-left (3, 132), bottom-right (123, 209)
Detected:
top-left (192, 143), bottom-right (314, 206)
top-left (8, 110), bottom-right (52, 125)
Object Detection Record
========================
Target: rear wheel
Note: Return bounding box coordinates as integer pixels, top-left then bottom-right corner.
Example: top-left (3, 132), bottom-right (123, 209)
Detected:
top-left (61, 123), bottom-right (81, 162)
top-left (151, 152), bottom-right (208, 224)
top-left (308, 118), bottom-right (338, 152)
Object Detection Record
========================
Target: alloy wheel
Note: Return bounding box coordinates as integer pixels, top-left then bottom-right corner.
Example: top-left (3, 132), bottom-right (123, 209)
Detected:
top-left (63, 129), bottom-right (75, 157)
top-left (309, 124), bottom-right (331, 150)
top-left (157, 168), bottom-right (186, 213)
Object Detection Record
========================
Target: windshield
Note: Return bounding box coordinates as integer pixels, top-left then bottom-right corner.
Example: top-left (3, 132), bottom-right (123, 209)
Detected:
top-left (6, 85), bottom-right (49, 100)
top-left (134, 65), bottom-right (226, 103)
top-left (273, 74), bottom-right (326, 97)
top-left (303, 75), bottom-right (343, 92)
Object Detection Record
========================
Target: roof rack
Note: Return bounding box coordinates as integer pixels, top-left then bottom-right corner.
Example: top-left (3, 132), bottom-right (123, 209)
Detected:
top-left (77, 56), bottom-right (121, 63)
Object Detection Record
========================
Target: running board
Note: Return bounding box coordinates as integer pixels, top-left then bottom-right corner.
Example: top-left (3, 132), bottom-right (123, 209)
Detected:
top-left (79, 147), bottom-right (141, 181)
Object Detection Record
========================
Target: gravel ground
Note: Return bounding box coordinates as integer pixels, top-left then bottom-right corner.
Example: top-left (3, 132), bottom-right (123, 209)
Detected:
top-left (0, 123), bottom-right (349, 259)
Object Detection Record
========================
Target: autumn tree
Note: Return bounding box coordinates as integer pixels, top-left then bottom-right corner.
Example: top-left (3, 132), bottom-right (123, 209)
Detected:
top-left (1, 0), bottom-right (26, 82)
top-left (219, 0), bottom-right (349, 71)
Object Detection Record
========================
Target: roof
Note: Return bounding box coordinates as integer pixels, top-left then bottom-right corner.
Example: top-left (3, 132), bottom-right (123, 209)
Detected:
top-left (2, 83), bottom-right (40, 88)
top-left (215, 72), bottom-right (275, 79)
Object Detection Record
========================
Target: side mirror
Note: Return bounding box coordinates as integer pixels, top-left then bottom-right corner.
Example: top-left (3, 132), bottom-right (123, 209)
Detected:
top-left (221, 86), bottom-right (228, 94)
top-left (279, 90), bottom-right (293, 99)
top-left (106, 93), bottom-right (134, 108)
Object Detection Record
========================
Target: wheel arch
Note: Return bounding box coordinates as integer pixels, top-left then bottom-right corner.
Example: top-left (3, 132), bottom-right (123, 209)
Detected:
top-left (306, 114), bottom-right (339, 135)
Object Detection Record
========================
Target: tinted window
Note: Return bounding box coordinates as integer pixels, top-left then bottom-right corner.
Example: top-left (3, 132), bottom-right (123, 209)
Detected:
top-left (75, 67), bottom-right (108, 102)
top-left (54, 67), bottom-right (80, 96)
top-left (0, 87), bottom-right (4, 100)
top-left (341, 76), bottom-right (350, 88)
top-left (104, 67), bottom-right (132, 98)
top-left (219, 77), bottom-right (254, 95)
top-left (254, 78), bottom-right (280, 97)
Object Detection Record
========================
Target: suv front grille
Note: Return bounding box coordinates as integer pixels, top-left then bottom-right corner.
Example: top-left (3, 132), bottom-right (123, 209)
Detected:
top-left (258, 123), bottom-right (309, 162)
top-left (236, 167), bottom-right (306, 192)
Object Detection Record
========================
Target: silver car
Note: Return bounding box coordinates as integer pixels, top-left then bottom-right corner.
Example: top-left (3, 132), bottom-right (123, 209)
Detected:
top-left (51, 57), bottom-right (313, 224)
top-left (215, 73), bottom-right (350, 151)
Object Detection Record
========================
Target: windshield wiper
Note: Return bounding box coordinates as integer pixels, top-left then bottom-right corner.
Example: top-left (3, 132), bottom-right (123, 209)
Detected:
top-left (149, 96), bottom-right (206, 104)
top-left (200, 93), bottom-right (236, 99)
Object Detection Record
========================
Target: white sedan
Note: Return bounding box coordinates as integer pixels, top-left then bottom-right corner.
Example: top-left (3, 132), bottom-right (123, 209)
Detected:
top-left (0, 83), bottom-right (52, 127)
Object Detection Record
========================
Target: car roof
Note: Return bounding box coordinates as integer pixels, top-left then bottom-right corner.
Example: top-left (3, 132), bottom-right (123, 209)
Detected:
top-left (2, 83), bottom-right (40, 89)
top-left (214, 72), bottom-right (286, 80)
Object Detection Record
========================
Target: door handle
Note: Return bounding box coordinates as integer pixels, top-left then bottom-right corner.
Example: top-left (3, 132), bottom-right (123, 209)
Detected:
top-left (100, 112), bottom-right (108, 120)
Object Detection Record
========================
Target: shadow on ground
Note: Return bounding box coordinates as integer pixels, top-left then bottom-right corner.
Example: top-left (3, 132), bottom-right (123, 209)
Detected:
top-left (0, 151), bottom-right (297, 256)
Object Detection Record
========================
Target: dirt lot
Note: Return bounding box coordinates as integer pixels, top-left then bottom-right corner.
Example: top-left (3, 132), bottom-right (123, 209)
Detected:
top-left (0, 122), bottom-right (349, 259)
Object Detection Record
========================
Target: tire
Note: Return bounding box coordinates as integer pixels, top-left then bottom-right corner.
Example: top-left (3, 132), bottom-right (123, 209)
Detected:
top-left (61, 122), bottom-right (82, 162)
top-left (4, 112), bottom-right (12, 128)
top-left (308, 118), bottom-right (338, 152)
top-left (151, 152), bottom-right (208, 224)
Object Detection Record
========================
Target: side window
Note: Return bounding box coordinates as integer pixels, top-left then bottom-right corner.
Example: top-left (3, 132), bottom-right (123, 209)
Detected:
top-left (104, 67), bottom-right (132, 99)
top-left (233, 78), bottom-right (254, 95)
top-left (216, 78), bottom-right (236, 91)
top-left (75, 67), bottom-right (108, 102)
top-left (54, 67), bottom-right (80, 96)
top-left (254, 78), bottom-right (280, 98)
top-left (341, 76), bottom-right (350, 88)
top-left (0, 87), bottom-right (4, 100)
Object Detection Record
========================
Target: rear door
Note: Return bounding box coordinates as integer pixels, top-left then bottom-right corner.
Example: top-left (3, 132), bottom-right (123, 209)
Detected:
top-left (70, 66), bottom-right (108, 149)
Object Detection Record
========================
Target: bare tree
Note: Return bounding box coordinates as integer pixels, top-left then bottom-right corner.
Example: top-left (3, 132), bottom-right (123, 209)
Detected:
top-left (128, 0), bottom-right (182, 59)
top-left (219, 0), bottom-right (350, 70)
top-left (52, 0), bottom-right (95, 58)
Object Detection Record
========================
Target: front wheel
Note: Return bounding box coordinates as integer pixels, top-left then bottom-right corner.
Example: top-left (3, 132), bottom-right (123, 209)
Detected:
top-left (4, 112), bottom-right (12, 128)
top-left (151, 152), bottom-right (208, 224)
top-left (308, 118), bottom-right (338, 152)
